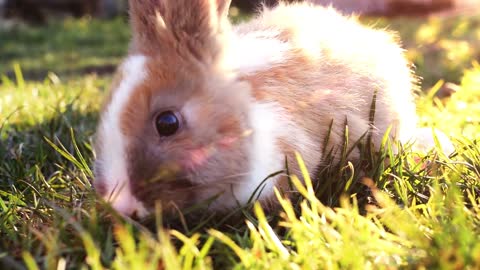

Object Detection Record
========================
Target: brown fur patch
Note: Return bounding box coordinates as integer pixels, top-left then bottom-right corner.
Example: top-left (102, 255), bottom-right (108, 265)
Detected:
top-left (242, 45), bottom-right (385, 188)
top-left (118, 57), bottom-right (180, 136)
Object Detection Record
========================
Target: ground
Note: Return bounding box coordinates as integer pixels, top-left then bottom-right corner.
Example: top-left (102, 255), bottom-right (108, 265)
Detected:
top-left (0, 12), bottom-right (480, 269)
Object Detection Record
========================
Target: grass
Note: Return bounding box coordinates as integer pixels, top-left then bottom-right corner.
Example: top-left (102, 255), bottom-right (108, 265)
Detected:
top-left (1, 12), bottom-right (480, 270)
top-left (0, 17), bottom-right (129, 80)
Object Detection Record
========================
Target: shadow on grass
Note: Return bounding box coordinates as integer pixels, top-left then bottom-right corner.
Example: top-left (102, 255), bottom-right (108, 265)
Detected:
top-left (0, 103), bottom-right (105, 269)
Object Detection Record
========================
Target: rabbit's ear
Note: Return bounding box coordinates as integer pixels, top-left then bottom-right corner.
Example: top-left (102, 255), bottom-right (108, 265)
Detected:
top-left (129, 0), bottom-right (169, 52)
top-left (129, 0), bottom-right (232, 61)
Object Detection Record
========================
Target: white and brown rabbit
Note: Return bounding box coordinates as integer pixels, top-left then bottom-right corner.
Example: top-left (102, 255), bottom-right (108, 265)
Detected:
top-left (93, 0), bottom-right (418, 217)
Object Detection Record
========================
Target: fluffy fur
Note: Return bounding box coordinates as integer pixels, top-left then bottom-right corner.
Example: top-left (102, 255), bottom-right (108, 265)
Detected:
top-left (94, 0), bottom-right (417, 217)
top-left (94, 55), bottom-right (149, 216)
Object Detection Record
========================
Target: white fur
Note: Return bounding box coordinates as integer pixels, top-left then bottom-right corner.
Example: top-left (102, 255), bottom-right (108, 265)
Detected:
top-left (97, 55), bottom-right (148, 216)
top-left (230, 100), bottom-right (319, 206)
top-left (228, 30), bottom-right (289, 74)
top-left (230, 102), bottom-right (287, 205)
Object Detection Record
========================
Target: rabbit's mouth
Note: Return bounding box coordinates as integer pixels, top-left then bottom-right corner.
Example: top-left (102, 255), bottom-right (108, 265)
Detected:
top-left (130, 177), bottom-right (199, 211)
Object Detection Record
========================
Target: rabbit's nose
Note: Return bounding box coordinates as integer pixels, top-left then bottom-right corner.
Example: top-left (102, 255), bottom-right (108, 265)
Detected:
top-left (111, 195), bottom-right (149, 218)
top-left (93, 180), bottom-right (107, 197)
top-left (97, 179), bottom-right (148, 217)
top-left (130, 210), bottom-right (141, 220)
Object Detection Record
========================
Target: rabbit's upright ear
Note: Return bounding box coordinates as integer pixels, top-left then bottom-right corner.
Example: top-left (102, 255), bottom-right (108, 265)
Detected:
top-left (129, 0), bottom-right (232, 61)
top-left (128, 0), bottom-right (169, 52)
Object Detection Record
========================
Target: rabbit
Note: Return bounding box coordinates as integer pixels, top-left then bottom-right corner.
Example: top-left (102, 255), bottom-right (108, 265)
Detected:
top-left (93, 0), bottom-right (418, 217)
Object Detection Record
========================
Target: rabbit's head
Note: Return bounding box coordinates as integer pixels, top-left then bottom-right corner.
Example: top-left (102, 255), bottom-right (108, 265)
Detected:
top-left (93, 0), bottom-right (258, 216)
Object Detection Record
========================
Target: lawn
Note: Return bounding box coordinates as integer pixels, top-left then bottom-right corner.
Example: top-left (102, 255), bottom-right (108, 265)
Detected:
top-left (1, 11), bottom-right (480, 269)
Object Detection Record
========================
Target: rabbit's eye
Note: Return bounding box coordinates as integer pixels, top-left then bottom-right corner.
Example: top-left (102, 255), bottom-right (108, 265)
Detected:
top-left (155, 111), bottom-right (179, 137)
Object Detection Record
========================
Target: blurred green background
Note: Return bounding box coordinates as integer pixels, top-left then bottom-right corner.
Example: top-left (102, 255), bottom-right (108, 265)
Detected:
top-left (1, 0), bottom-right (479, 88)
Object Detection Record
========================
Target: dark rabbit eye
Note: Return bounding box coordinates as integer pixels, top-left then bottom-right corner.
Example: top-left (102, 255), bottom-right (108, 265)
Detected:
top-left (155, 111), bottom-right (180, 137)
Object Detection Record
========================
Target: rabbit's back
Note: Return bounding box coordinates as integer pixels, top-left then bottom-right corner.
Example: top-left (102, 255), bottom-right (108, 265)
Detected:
top-left (231, 3), bottom-right (417, 169)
